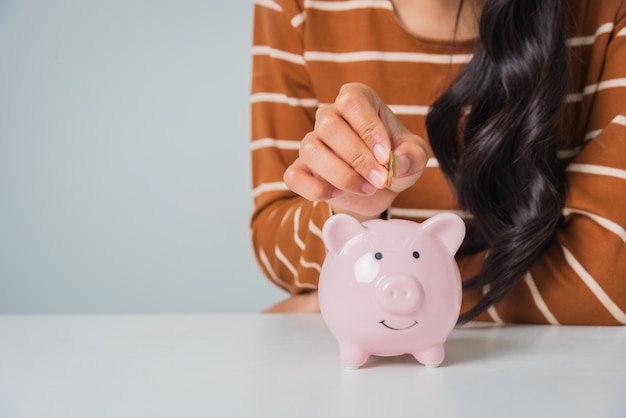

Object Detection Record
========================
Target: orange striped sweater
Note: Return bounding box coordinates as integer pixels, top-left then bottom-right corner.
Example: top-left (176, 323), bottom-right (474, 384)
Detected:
top-left (250, 0), bottom-right (626, 325)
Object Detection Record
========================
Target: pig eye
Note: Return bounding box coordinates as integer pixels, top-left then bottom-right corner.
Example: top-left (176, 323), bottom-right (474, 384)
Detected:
top-left (374, 252), bottom-right (383, 260)
top-left (412, 251), bottom-right (420, 259)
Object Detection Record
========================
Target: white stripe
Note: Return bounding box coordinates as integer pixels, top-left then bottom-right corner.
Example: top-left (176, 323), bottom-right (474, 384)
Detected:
top-left (276, 245), bottom-right (318, 289)
top-left (566, 78), bottom-right (626, 103)
top-left (483, 284), bottom-right (504, 323)
top-left (486, 306), bottom-right (503, 322)
top-left (300, 257), bottom-right (322, 272)
top-left (294, 206), bottom-right (323, 272)
top-left (322, 200), bottom-right (333, 218)
top-left (294, 207), bottom-right (323, 272)
top-left (258, 248), bottom-right (294, 292)
top-left (566, 22), bottom-right (614, 46)
top-left (557, 147), bottom-right (580, 159)
top-left (305, 50), bottom-right (473, 64)
top-left (275, 245), bottom-right (298, 281)
top-left (563, 208), bottom-right (626, 243)
top-left (291, 12), bottom-right (306, 28)
top-left (319, 102), bottom-right (430, 116)
top-left (584, 129), bottom-right (601, 141)
top-left (388, 104), bottom-right (430, 115)
top-left (523, 273), bottom-right (560, 325)
top-left (580, 78), bottom-right (626, 96)
top-left (389, 207), bottom-right (468, 219)
top-left (618, 27), bottom-right (626, 37)
top-left (314, 103), bottom-right (431, 116)
top-left (593, 78), bottom-right (626, 92)
top-left (566, 163), bottom-right (626, 180)
top-left (294, 206), bottom-right (305, 250)
top-left (304, 0), bottom-right (393, 11)
top-left (566, 93), bottom-right (583, 103)
top-left (252, 45), bottom-right (305, 65)
top-left (254, 0), bottom-right (282, 12)
top-left (561, 246), bottom-right (626, 324)
top-left (253, 182), bottom-right (290, 198)
top-left (308, 218), bottom-right (323, 240)
top-left (280, 206), bottom-right (295, 227)
top-left (614, 115), bottom-right (626, 126)
top-left (425, 158), bottom-right (439, 168)
top-left (581, 116), bottom-right (625, 142)
top-left (250, 92), bottom-right (319, 107)
top-left (251, 138), bottom-right (301, 151)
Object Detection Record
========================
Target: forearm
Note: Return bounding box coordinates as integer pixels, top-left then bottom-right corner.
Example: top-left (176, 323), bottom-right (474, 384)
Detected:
top-left (460, 9), bottom-right (626, 326)
top-left (468, 118), bottom-right (626, 326)
top-left (251, 196), bottom-right (331, 293)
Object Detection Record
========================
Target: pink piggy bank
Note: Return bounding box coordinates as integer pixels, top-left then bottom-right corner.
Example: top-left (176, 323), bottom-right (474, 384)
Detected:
top-left (318, 213), bottom-right (465, 368)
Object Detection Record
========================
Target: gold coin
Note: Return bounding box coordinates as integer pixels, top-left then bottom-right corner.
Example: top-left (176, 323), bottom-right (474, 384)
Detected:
top-left (386, 150), bottom-right (395, 188)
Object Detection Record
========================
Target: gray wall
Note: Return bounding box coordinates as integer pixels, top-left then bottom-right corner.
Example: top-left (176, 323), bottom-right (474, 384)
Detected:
top-left (0, 0), bottom-right (286, 313)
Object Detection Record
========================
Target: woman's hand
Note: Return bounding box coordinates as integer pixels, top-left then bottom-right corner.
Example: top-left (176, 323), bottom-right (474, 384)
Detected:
top-left (284, 83), bottom-right (429, 220)
top-left (262, 291), bottom-right (320, 313)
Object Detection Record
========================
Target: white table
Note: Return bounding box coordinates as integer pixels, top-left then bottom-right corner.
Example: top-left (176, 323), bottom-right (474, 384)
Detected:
top-left (0, 314), bottom-right (624, 418)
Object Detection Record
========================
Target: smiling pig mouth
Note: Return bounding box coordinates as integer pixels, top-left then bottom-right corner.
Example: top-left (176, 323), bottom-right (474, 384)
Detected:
top-left (379, 320), bottom-right (419, 331)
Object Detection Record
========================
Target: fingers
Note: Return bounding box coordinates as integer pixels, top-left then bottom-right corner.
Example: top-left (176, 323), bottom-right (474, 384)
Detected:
top-left (386, 133), bottom-right (430, 193)
top-left (284, 83), bottom-right (429, 207)
top-left (284, 131), bottom-right (429, 201)
top-left (314, 104), bottom-right (389, 190)
top-left (334, 83), bottom-right (392, 165)
top-left (284, 133), bottom-right (378, 201)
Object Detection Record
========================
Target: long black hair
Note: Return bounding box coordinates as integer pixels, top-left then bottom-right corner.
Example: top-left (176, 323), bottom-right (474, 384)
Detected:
top-left (426, 0), bottom-right (570, 322)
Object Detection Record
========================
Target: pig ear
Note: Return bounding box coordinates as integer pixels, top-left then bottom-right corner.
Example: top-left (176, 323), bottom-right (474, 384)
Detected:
top-left (322, 214), bottom-right (367, 256)
top-left (421, 213), bottom-right (466, 255)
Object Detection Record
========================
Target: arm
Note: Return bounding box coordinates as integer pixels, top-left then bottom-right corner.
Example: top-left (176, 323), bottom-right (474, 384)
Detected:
top-left (473, 8), bottom-right (626, 325)
top-left (250, 2), bottom-right (428, 304)
top-left (250, 1), bottom-right (328, 295)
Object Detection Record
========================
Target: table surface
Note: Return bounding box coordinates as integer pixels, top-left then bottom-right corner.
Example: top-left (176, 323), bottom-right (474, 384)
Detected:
top-left (0, 314), bottom-right (624, 418)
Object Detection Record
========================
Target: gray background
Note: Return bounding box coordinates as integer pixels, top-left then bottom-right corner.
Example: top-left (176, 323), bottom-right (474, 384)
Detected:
top-left (0, 0), bottom-right (286, 313)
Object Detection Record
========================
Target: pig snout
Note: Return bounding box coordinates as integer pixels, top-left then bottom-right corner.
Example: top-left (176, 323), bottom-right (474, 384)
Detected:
top-left (375, 275), bottom-right (423, 315)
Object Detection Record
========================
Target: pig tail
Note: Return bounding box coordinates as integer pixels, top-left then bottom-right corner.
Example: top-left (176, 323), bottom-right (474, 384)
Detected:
top-left (426, 0), bottom-right (570, 322)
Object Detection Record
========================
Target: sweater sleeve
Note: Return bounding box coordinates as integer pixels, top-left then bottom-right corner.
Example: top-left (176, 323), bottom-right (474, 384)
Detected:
top-left (472, 8), bottom-right (626, 325)
top-left (249, 0), bottom-right (330, 294)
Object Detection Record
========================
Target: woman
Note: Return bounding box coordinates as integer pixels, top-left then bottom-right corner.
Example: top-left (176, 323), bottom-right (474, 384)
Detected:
top-left (249, 0), bottom-right (626, 324)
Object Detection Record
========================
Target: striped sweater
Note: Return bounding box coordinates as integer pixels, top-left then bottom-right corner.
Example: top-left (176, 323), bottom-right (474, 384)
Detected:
top-left (250, 0), bottom-right (626, 325)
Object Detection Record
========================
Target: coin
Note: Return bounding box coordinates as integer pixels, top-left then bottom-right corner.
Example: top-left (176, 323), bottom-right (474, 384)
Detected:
top-left (386, 150), bottom-right (395, 188)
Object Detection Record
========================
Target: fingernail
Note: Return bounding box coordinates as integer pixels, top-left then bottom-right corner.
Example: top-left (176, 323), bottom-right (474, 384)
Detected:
top-left (368, 169), bottom-right (387, 189)
top-left (395, 154), bottom-right (409, 176)
top-left (361, 181), bottom-right (376, 195)
top-left (373, 144), bottom-right (388, 165)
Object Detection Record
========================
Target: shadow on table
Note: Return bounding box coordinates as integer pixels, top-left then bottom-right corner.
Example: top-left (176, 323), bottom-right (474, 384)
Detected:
top-left (356, 323), bottom-right (524, 368)
top-left (444, 323), bottom-right (531, 366)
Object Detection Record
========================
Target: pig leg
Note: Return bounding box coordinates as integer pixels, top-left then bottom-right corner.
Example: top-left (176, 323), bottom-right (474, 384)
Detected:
top-left (339, 344), bottom-right (370, 369)
top-left (413, 344), bottom-right (444, 368)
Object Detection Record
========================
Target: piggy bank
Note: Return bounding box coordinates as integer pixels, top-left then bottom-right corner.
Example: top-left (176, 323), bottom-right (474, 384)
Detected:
top-left (318, 213), bottom-right (465, 368)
